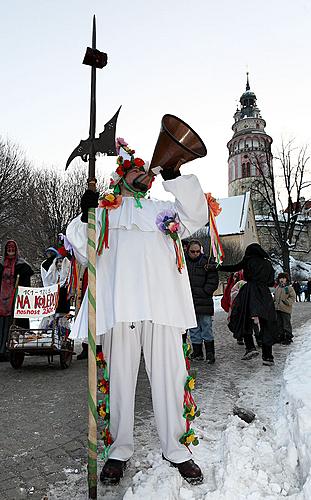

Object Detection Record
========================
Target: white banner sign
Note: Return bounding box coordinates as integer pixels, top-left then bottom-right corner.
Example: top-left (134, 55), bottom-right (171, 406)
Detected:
top-left (14, 284), bottom-right (59, 318)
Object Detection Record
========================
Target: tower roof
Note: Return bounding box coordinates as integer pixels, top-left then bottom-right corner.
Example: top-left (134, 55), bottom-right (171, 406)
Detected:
top-left (240, 72), bottom-right (257, 110)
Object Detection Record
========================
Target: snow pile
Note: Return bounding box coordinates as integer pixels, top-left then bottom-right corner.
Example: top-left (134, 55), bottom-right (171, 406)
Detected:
top-left (273, 256), bottom-right (311, 281)
top-left (276, 320), bottom-right (311, 499)
top-left (123, 320), bottom-right (311, 500)
top-left (289, 257), bottom-right (311, 281)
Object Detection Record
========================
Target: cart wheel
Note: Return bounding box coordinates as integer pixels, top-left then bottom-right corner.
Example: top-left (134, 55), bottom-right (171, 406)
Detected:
top-left (60, 350), bottom-right (73, 369)
top-left (9, 351), bottom-right (25, 369)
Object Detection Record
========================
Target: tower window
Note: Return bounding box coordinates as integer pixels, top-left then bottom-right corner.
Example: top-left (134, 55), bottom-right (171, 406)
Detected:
top-left (242, 162), bottom-right (251, 177)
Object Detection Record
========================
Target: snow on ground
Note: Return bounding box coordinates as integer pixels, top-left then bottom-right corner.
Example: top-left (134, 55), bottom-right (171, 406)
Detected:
top-left (123, 320), bottom-right (311, 500)
top-left (48, 306), bottom-right (311, 500)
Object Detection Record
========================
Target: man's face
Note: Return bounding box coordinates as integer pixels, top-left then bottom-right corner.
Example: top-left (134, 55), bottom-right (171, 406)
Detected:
top-left (56, 258), bottom-right (63, 271)
top-left (122, 168), bottom-right (153, 194)
top-left (188, 244), bottom-right (201, 260)
top-left (6, 242), bottom-right (16, 257)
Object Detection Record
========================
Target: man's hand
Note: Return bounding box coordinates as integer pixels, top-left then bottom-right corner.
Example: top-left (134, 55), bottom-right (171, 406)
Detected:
top-left (160, 168), bottom-right (181, 181)
top-left (81, 189), bottom-right (99, 223)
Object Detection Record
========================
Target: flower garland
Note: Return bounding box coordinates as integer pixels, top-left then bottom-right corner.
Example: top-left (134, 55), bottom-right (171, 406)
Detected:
top-left (179, 342), bottom-right (200, 448)
top-left (97, 193), bottom-right (122, 254)
top-left (96, 351), bottom-right (113, 458)
top-left (205, 193), bottom-right (225, 266)
top-left (155, 210), bottom-right (184, 273)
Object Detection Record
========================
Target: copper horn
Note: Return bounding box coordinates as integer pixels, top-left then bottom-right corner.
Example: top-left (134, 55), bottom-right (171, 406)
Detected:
top-left (149, 114), bottom-right (207, 173)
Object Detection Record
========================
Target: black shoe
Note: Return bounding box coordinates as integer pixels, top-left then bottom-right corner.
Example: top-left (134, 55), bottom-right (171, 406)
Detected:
top-left (262, 357), bottom-right (274, 366)
top-left (100, 459), bottom-right (127, 485)
top-left (204, 340), bottom-right (215, 364)
top-left (191, 343), bottom-right (204, 360)
top-left (162, 455), bottom-right (203, 484)
top-left (242, 349), bottom-right (259, 360)
top-left (77, 343), bottom-right (88, 360)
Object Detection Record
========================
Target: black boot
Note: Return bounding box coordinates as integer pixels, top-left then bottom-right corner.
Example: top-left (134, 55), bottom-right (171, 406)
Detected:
top-left (100, 459), bottom-right (127, 485)
top-left (204, 340), bottom-right (215, 364)
top-left (191, 343), bottom-right (204, 360)
top-left (162, 455), bottom-right (203, 484)
top-left (77, 342), bottom-right (88, 360)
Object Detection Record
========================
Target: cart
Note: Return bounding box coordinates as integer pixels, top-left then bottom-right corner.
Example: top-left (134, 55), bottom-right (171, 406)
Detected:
top-left (7, 314), bottom-right (75, 369)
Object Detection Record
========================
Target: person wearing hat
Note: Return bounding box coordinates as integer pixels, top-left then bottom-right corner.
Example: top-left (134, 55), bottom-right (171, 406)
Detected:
top-left (274, 272), bottom-right (295, 344)
top-left (0, 240), bottom-right (33, 360)
top-left (66, 138), bottom-right (208, 485)
top-left (220, 243), bottom-right (277, 365)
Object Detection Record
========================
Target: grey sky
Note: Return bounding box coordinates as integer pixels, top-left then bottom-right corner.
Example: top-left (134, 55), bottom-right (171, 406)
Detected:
top-left (1, 0), bottom-right (310, 199)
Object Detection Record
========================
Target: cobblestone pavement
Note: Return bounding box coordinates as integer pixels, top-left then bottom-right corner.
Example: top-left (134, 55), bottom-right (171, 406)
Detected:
top-left (0, 303), bottom-right (310, 499)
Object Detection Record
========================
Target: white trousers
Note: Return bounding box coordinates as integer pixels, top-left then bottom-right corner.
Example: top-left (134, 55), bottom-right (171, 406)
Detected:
top-left (102, 321), bottom-right (192, 464)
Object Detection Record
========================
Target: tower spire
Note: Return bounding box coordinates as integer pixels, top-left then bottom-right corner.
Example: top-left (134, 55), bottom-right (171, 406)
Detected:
top-left (246, 71), bottom-right (250, 91)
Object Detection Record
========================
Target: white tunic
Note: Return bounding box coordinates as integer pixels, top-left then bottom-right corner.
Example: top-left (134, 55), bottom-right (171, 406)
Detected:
top-left (66, 174), bottom-right (208, 338)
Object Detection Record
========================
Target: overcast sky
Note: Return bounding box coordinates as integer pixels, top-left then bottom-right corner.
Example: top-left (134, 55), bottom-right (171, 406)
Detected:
top-left (1, 0), bottom-right (311, 199)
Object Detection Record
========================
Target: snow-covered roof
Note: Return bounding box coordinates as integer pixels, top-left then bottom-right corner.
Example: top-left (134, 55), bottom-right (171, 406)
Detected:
top-left (216, 192), bottom-right (250, 235)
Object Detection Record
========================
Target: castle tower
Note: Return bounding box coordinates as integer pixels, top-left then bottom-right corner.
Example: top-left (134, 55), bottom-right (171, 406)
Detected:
top-left (227, 74), bottom-right (273, 214)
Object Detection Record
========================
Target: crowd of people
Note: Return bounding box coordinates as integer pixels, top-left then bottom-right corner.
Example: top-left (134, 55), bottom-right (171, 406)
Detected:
top-left (292, 279), bottom-right (311, 302)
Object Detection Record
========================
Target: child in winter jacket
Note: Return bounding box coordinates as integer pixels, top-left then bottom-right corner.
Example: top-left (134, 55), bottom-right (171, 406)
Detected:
top-left (274, 273), bottom-right (296, 345)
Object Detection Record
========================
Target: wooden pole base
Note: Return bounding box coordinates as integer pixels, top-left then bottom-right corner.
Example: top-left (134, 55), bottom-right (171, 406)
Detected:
top-left (88, 485), bottom-right (97, 499)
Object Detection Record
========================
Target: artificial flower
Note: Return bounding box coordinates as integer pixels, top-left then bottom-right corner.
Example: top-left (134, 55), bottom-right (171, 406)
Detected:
top-left (96, 351), bottom-right (104, 363)
top-left (185, 375), bottom-right (195, 391)
top-left (123, 159), bottom-right (131, 169)
top-left (98, 378), bottom-right (109, 394)
top-left (205, 192), bottom-right (222, 217)
top-left (156, 210), bottom-right (184, 272)
top-left (134, 157), bottom-right (145, 168)
top-left (116, 137), bottom-right (128, 154)
top-left (168, 221), bottom-right (180, 233)
top-left (98, 404), bottom-right (107, 419)
top-left (116, 166), bottom-right (125, 177)
top-left (99, 194), bottom-right (122, 210)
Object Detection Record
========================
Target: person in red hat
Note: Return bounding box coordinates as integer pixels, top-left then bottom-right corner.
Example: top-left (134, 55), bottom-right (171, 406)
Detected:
top-left (0, 240), bottom-right (33, 360)
top-left (67, 139), bottom-right (208, 485)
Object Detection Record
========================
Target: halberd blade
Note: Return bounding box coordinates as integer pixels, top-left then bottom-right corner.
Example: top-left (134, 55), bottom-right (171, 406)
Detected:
top-left (94, 106), bottom-right (122, 156)
top-left (65, 138), bottom-right (91, 170)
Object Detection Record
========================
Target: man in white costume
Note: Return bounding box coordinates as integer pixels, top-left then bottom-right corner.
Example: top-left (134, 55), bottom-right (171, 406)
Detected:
top-left (66, 139), bottom-right (208, 484)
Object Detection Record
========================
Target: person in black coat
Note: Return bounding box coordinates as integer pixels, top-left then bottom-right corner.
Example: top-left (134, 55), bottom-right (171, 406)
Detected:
top-left (185, 240), bottom-right (219, 363)
top-left (292, 280), bottom-right (301, 302)
top-left (220, 243), bottom-right (277, 366)
top-left (0, 240), bottom-right (33, 360)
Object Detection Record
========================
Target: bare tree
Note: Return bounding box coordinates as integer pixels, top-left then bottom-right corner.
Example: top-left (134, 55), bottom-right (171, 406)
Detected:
top-left (14, 166), bottom-right (90, 267)
top-left (0, 138), bottom-right (32, 250)
top-left (221, 240), bottom-right (244, 265)
top-left (251, 141), bottom-right (311, 278)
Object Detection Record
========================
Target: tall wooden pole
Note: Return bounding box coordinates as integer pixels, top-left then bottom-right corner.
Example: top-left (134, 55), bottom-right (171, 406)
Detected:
top-left (87, 17), bottom-right (98, 500)
top-left (65, 16), bottom-right (120, 498)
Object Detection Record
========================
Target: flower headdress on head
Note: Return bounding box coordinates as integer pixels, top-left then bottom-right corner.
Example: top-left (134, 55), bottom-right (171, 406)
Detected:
top-left (109, 138), bottom-right (153, 199)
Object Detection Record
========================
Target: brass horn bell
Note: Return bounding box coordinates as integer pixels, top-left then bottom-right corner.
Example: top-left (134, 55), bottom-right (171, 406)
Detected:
top-left (150, 114), bottom-right (207, 173)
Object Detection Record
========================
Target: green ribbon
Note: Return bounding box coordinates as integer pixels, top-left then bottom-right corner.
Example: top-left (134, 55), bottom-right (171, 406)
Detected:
top-left (97, 208), bottom-right (107, 254)
top-left (122, 179), bottom-right (146, 208)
